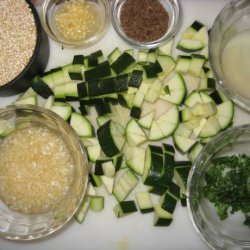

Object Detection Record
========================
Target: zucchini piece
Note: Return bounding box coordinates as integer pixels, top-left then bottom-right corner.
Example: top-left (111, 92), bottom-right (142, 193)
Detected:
top-left (129, 70), bottom-right (143, 88)
top-left (113, 170), bottom-right (138, 202)
top-left (30, 76), bottom-right (54, 99)
top-left (102, 161), bottom-right (116, 177)
top-left (182, 20), bottom-right (204, 39)
top-left (15, 96), bottom-right (37, 105)
top-left (184, 91), bottom-right (203, 108)
top-left (17, 87), bottom-right (37, 100)
top-left (135, 192), bottom-right (154, 213)
top-left (138, 50), bottom-right (148, 62)
top-left (51, 104), bottom-right (72, 120)
top-left (115, 74), bottom-right (129, 93)
top-left (97, 120), bottom-right (125, 157)
top-left (147, 49), bottom-right (157, 63)
top-left (215, 101), bottom-right (234, 130)
top-left (143, 61), bottom-right (162, 79)
top-left (108, 47), bottom-right (121, 64)
top-left (94, 100), bottom-right (111, 116)
top-left (148, 185), bottom-right (168, 196)
top-left (144, 78), bottom-right (162, 103)
top-left (132, 81), bottom-right (151, 106)
top-left (143, 147), bottom-right (164, 186)
top-left (125, 146), bottom-right (145, 175)
top-left (90, 196), bottom-right (104, 212)
top-left (74, 196), bottom-right (90, 223)
top-left (188, 142), bottom-right (203, 162)
top-left (72, 55), bottom-right (84, 65)
top-left (68, 70), bottom-right (83, 81)
top-left (149, 105), bottom-right (179, 141)
top-left (156, 55), bottom-right (176, 77)
top-left (175, 55), bottom-right (192, 73)
top-left (174, 162), bottom-right (192, 194)
top-left (199, 77), bottom-right (216, 91)
top-left (190, 102), bottom-right (217, 117)
top-left (160, 73), bottom-right (186, 105)
top-left (65, 83), bottom-right (78, 98)
top-left (84, 61), bottom-right (111, 82)
top-left (173, 135), bottom-right (196, 154)
top-left (96, 115), bottom-right (110, 127)
top-left (89, 174), bottom-right (102, 187)
top-left (70, 112), bottom-right (94, 138)
top-left (82, 138), bottom-right (101, 162)
top-left (54, 85), bottom-right (65, 99)
top-left (159, 190), bottom-right (178, 214)
top-left (114, 200), bottom-right (137, 218)
top-left (100, 175), bottom-right (114, 194)
top-left (198, 116), bottom-right (221, 138)
top-left (130, 106), bottom-right (141, 119)
top-left (154, 204), bottom-right (173, 226)
top-left (158, 39), bottom-right (174, 56)
top-left (111, 52), bottom-right (135, 75)
top-left (160, 144), bottom-right (175, 186)
top-left (138, 111), bottom-right (154, 130)
top-left (125, 118), bottom-right (147, 146)
top-left (177, 39), bottom-right (204, 53)
top-left (118, 93), bottom-right (134, 109)
top-left (77, 82), bottom-right (88, 98)
top-left (188, 54), bottom-right (206, 77)
top-left (43, 95), bottom-right (54, 109)
top-left (41, 74), bottom-right (55, 89)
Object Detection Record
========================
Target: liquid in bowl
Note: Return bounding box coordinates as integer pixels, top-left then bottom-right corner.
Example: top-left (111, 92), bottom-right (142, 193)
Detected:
top-left (221, 30), bottom-right (250, 99)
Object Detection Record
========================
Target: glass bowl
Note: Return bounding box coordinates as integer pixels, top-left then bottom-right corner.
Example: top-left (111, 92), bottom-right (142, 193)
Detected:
top-left (187, 124), bottom-right (250, 250)
top-left (0, 0), bottom-right (49, 96)
top-left (40, 0), bottom-right (110, 48)
top-left (209, 0), bottom-right (250, 112)
top-left (111, 0), bottom-right (181, 49)
top-left (0, 105), bottom-right (88, 240)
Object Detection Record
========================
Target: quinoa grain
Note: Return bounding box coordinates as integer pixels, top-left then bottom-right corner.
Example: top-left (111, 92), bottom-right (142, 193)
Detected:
top-left (0, 0), bottom-right (37, 86)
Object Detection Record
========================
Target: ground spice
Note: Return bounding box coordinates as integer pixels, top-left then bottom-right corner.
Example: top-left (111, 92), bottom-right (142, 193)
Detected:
top-left (120, 0), bottom-right (169, 43)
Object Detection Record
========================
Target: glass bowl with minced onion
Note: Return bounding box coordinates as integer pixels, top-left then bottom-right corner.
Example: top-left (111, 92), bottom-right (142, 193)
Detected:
top-left (187, 124), bottom-right (250, 250)
top-left (0, 105), bottom-right (88, 240)
top-left (209, 0), bottom-right (250, 112)
top-left (111, 0), bottom-right (181, 49)
top-left (41, 0), bottom-right (110, 48)
top-left (0, 0), bottom-right (49, 95)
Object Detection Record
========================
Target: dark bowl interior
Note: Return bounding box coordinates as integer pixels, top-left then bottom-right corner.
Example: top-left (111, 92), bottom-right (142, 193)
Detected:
top-left (0, 0), bottom-right (50, 96)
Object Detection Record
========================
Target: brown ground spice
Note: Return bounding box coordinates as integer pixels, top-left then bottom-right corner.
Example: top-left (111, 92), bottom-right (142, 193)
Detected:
top-left (120, 0), bottom-right (169, 43)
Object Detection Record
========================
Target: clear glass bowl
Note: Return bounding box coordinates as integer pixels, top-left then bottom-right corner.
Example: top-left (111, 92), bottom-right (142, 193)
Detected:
top-left (209, 0), bottom-right (250, 112)
top-left (0, 105), bottom-right (88, 240)
top-left (40, 0), bottom-right (110, 48)
top-left (111, 0), bottom-right (181, 49)
top-left (187, 124), bottom-right (250, 250)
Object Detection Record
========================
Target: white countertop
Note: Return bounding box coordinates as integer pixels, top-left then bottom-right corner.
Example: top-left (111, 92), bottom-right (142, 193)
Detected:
top-left (1, 1), bottom-right (250, 250)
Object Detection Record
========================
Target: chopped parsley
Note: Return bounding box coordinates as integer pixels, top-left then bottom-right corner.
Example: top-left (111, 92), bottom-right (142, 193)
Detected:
top-left (203, 154), bottom-right (250, 226)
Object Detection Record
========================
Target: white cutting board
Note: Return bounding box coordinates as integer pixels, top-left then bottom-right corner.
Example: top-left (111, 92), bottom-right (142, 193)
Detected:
top-left (1, 1), bottom-right (249, 250)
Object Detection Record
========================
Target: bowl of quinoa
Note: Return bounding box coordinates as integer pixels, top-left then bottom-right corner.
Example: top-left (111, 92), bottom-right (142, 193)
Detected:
top-left (0, 0), bottom-right (49, 95)
top-left (0, 105), bottom-right (88, 240)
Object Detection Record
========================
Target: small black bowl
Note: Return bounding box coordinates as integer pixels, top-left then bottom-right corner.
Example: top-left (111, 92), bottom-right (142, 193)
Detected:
top-left (0, 0), bottom-right (50, 96)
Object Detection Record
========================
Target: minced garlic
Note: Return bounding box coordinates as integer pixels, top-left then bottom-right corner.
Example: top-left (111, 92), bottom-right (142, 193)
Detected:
top-left (54, 0), bottom-right (100, 42)
top-left (0, 125), bottom-right (75, 214)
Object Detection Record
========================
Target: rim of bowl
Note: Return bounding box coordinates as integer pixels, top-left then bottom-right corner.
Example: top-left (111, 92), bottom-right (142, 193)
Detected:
top-left (0, 105), bottom-right (88, 240)
top-left (209, 0), bottom-right (250, 112)
top-left (0, 0), bottom-right (42, 91)
top-left (187, 124), bottom-right (250, 249)
top-left (40, 0), bottom-right (110, 48)
top-left (111, 0), bottom-right (181, 49)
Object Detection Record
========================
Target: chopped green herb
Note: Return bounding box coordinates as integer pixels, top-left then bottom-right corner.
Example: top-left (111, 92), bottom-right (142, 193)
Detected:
top-left (203, 154), bottom-right (250, 226)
